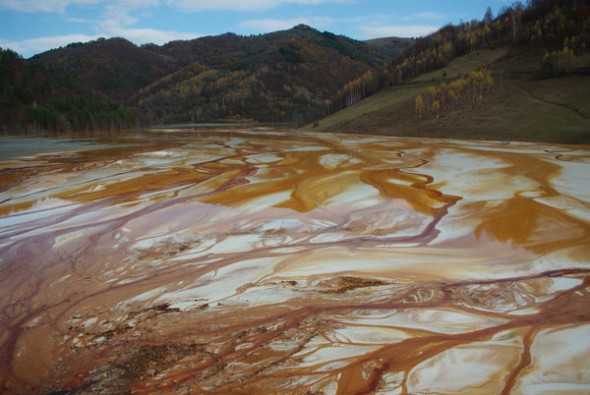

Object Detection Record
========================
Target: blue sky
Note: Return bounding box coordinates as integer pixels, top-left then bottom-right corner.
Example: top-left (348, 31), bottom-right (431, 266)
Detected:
top-left (0, 0), bottom-right (511, 58)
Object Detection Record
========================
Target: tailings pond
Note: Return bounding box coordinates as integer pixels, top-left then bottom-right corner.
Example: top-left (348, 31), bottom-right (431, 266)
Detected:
top-left (0, 129), bottom-right (589, 394)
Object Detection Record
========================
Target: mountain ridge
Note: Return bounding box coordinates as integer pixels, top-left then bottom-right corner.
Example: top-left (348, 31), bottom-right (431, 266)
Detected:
top-left (2, 0), bottom-right (589, 143)
top-left (1, 25), bottom-right (411, 130)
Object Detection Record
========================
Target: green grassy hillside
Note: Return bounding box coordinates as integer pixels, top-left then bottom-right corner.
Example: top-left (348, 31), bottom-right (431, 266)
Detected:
top-left (308, 45), bottom-right (590, 144)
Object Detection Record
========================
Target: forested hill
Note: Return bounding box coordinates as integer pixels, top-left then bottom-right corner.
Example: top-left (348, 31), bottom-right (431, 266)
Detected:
top-left (386, 0), bottom-right (590, 83)
top-left (0, 48), bottom-right (134, 132)
top-left (311, 0), bottom-right (590, 144)
top-left (0, 25), bottom-right (411, 132)
top-left (2, 0), bottom-right (588, 136)
top-left (129, 26), bottom-right (405, 125)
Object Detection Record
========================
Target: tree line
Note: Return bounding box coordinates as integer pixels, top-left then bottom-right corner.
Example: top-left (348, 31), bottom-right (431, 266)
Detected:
top-left (389, 0), bottom-right (590, 84)
top-left (329, 70), bottom-right (383, 111)
top-left (0, 48), bottom-right (133, 132)
top-left (415, 68), bottom-right (494, 119)
top-left (2, 1), bottom-right (588, 132)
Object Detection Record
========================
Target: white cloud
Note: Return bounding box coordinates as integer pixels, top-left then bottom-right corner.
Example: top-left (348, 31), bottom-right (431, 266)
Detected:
top-left (1, 27), bottom-right (200, 58)
top-left (99, 0), bottom-right (159, 27)
top-left (95, 0), bottom-right (200, 44)
top-left (413, 11), bottom-right (446, 20)
top-left (359, 24), bottom-right (439, 39)
top-left (0, 0), bottom-right (162, 13)
top-left (0, 0), bottom-right (199, 57)
top-left (0, 34), bottom-right (101, 56)
top-left (0, 0), bottom-right (104, 13)
top-left (105, 28), bottom-right (199, 44)
top-left (172, 0), bottom-right (273, 11)
top-left (0, 0), bottom-right (345, 57)
top-left (67, 17), bottom-right (96, 23)
top-left (239, 16), bottom-right (333, 32)
top-left (0, 0), bottom-right (346, 13)
top-left (170, 0), bottom-right (346, 12)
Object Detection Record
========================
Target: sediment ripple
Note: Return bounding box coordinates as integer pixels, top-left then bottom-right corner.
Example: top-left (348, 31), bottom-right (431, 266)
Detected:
top-left (0, 130), bottom-right (589, 394)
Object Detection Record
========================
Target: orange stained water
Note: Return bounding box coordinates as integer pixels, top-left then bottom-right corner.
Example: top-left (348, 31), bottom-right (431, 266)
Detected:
top-left (0, 129), bottom-right (589, 394)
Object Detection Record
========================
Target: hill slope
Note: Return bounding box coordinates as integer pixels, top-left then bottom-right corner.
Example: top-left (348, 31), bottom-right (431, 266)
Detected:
top-left (130, 25), bottom-right (391, 125)
top-left (309, 46), bottom-right (590, 143)
top-left (32, 37), bottom-right (177, 102)
top-left (308, 0), bottom-right (590, 144)
top-left (1, 25), bottom-right (408, 131)
top-left (0, 48), bottom-right (133, 132)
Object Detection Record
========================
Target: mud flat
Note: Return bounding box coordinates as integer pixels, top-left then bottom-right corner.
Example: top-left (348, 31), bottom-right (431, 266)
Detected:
top-left (0, 130), bottom-right (589, 394)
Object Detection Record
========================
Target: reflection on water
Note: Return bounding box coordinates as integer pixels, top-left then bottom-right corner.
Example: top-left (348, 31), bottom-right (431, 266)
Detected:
top-left (0, 136), bottom-right (115, 160)
top-left (0, 129), bottom-right (589, 394)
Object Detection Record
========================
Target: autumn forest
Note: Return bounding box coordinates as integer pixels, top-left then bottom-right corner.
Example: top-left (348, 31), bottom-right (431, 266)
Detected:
top-left (0, 0), bottom-right (589, 133)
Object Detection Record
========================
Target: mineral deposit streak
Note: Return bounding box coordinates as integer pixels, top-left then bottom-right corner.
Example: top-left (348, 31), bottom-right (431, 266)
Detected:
top-left (0, 130), bottom-right (589, 394)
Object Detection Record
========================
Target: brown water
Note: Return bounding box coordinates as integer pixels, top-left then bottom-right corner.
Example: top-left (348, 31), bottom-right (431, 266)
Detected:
top-left (0, 129), bottom-right (589, 394)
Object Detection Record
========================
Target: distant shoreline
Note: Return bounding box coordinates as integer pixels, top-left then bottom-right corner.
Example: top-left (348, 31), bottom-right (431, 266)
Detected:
top-left (147, 122), bottom-right (296, 132)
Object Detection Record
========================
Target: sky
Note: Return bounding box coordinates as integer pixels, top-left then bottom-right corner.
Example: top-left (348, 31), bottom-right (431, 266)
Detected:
top-left (0, 0), bottom-right (511, 58)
